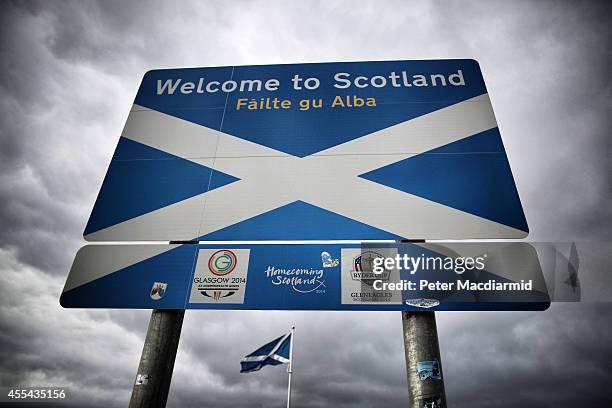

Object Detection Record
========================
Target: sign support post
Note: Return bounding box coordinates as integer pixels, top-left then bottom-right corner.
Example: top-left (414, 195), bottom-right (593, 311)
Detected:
top-left (129, 309), bottom-right (185, 408)
top-left (401, 311), bottom-right (447, 408)
top-left (399, 238), bottom-right (446, 408)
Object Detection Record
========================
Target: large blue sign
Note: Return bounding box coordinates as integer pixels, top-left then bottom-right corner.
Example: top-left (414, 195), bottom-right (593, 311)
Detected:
top-left (61, 243), bottom-right (549, 311)
top-left (84, 59), bottom-right (528, 241)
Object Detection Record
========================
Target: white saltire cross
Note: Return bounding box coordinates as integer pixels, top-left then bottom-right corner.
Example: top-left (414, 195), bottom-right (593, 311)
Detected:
top-left (85, 94), bottom-right (525, 241)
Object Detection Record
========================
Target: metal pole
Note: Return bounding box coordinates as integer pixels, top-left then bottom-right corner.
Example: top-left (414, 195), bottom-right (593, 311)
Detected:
top-left (401, 311), bottom-right (447, 408)
top-left (129, 309), bottom-right (185, 408)
top-left (286, 325), bottom-right (295, 408)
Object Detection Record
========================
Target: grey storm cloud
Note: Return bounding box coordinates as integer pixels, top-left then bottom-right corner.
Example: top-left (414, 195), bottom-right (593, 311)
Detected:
top-left (0, 0), bottom-right (611, 407)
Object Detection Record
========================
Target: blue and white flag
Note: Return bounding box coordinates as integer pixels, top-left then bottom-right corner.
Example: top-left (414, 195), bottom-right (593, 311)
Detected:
top-left (241, 331), bottom-right (292, 373)
top-left (83, 60), bottom-right (529, 243)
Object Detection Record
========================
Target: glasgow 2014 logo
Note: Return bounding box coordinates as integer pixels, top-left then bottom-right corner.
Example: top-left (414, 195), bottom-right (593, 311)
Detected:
top-left (208, 250), bottom-right (237, 276)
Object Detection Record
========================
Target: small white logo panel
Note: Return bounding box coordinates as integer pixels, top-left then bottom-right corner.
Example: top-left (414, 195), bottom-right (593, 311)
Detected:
top-left (189, 249), bottom-right (251, 304)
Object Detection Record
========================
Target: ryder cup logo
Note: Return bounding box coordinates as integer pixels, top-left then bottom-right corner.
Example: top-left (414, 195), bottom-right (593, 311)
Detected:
top-left (208, 250), bottom-right (237, 276)
top-left (352, 251), bottom-right (390, 285)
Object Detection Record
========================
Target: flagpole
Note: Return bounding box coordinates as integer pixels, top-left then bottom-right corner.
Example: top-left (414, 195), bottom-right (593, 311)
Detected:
top-left (286, 325), bottom-right (295, 408)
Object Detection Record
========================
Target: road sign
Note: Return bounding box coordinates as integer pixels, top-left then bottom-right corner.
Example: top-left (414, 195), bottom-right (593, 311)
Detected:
top-left (61, 243), bottom-right (549, 311)
top-left (84, 59), bottom-right (528, 241)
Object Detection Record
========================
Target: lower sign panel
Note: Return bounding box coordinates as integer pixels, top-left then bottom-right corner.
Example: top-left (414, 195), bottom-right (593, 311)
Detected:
top-left (60, 243), bottom-right (550, 311)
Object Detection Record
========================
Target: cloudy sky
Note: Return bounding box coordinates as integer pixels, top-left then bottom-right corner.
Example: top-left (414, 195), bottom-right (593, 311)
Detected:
top-left (1, 0), bottom-right (611, 407)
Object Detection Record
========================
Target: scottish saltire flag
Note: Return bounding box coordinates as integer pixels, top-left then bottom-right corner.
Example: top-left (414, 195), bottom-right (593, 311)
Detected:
top-left (241, 332), bottom-right (292, 373)
top-left (83, 60), bottom-right (529, 242)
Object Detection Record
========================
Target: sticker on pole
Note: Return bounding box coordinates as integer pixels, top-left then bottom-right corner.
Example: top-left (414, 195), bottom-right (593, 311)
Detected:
top-left (417, 360), bottom-right (442, 381)
top-left (83, 59), bottom-right (528, 241)
top-left (419, 396), bottom-right (444, 408)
